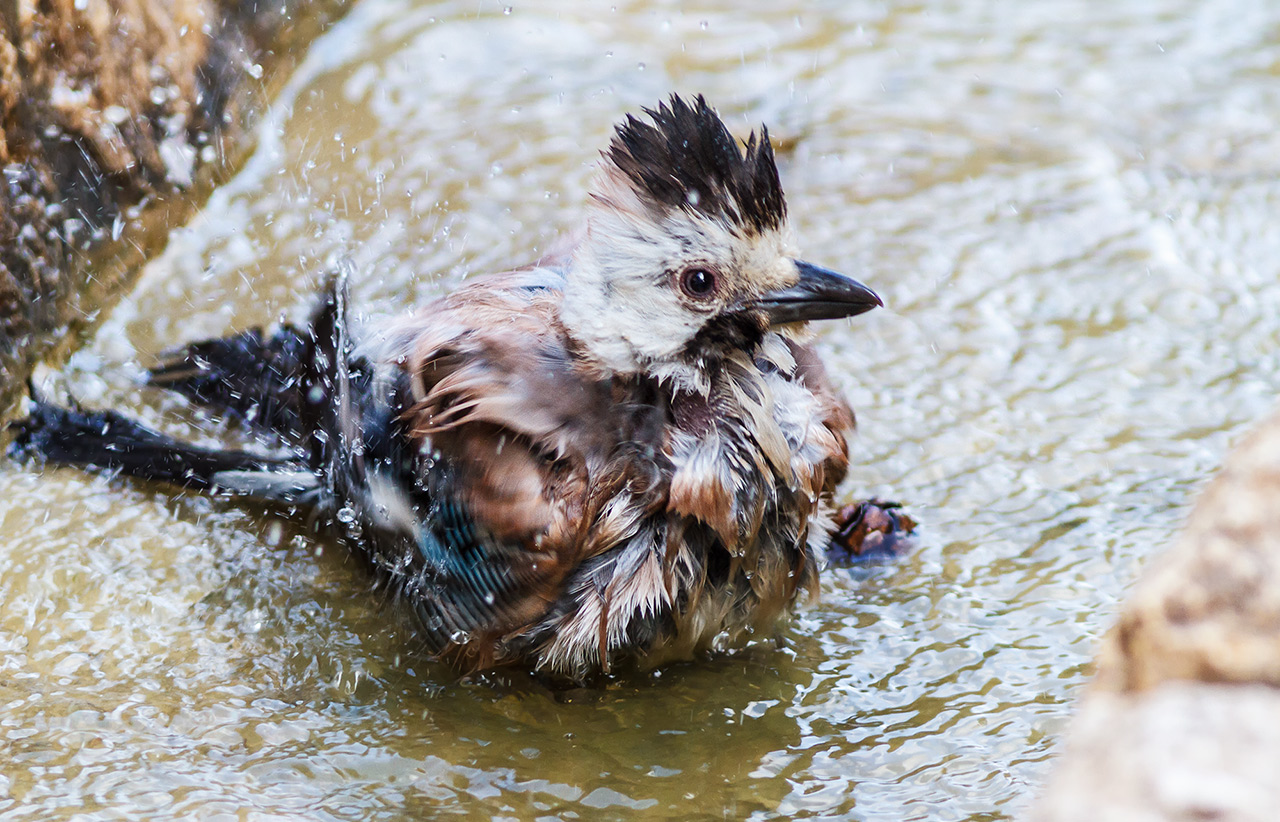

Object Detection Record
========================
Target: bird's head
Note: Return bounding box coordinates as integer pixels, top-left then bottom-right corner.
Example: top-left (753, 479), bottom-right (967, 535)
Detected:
top-left (561, 95), bottom-right (882, 394)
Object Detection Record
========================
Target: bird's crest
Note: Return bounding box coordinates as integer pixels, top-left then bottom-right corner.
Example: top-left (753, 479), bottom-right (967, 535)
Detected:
top-left (604, 94), bottom-right (786, 235)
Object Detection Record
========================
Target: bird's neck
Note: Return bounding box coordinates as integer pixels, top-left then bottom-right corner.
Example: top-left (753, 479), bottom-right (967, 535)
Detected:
top-left (563, 333), bottom-right (717, 398)
top-left (558, 279), bottom-right (718, 398)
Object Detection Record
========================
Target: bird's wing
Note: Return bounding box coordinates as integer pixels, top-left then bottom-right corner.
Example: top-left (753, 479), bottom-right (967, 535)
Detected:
top-left (370, 271), bottom-right (632, 668)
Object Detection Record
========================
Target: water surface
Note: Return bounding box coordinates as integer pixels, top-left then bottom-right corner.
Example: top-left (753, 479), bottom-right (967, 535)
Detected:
top-left (3, 1), bottom-right (1280, 819)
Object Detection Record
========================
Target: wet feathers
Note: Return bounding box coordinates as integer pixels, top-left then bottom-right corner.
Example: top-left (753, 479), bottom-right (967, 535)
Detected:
top-left (11, 95), bottom-right (873, 680)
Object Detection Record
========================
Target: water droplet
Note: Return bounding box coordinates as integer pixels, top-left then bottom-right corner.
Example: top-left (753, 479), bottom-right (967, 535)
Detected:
top-left (336, 506), bottom-right (357, 524)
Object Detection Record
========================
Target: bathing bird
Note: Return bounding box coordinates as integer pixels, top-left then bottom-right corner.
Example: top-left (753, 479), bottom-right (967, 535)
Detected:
top-left (11, 95), bottom-right (910, 679)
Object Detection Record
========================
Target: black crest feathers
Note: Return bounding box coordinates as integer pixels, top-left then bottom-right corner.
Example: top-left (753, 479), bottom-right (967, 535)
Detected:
top-left (606, 95), bottom-right (786, 234)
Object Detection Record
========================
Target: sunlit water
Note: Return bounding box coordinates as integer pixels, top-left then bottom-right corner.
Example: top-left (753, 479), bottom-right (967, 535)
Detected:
top-left (3, 1), bottom-right (1280, 819)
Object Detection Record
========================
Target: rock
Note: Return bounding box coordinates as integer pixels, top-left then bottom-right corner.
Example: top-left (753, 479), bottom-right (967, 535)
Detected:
top-left (1035, 684), bottom-right (1280, 822)
top-left (0, 0), bottom-right (347, 414)
top-left (1034, 407), bottom-right (1280, 821)
top-left (1096, 412), bottom-right (1280, 693)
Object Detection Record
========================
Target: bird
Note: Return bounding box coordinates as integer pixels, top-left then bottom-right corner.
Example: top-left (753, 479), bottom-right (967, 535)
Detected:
top-left (10, 94), bottom-right (912, 680)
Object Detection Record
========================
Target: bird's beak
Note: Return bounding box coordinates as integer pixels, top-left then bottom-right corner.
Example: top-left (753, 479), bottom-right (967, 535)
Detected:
top-left (754, 260), bottom-right (883, 326)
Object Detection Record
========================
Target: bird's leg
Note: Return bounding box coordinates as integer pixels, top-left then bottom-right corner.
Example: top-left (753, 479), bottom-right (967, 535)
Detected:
top-left (826, 499), bottom-right (917, 564)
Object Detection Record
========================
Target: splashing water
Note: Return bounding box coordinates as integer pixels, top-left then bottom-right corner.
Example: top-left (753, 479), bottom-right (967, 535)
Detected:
top-left (3, 0), bottom-right (1280, 819)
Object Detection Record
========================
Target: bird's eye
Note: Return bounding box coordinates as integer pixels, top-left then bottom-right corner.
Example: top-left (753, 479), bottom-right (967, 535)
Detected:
top-left (679, 267), bottom-right (717, 300)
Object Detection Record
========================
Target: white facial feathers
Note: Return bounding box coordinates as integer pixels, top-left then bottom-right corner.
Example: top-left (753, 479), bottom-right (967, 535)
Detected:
top-left (560, 166), bottom-right (798, 393)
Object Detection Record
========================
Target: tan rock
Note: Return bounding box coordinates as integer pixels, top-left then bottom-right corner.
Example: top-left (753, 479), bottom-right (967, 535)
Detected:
top-left (1036, 407), bottom-right (1280, 821)
top-left (1097, 408), bottom-right (1280, 693)
top-left (1034, 684), bottom-right (1280, 822)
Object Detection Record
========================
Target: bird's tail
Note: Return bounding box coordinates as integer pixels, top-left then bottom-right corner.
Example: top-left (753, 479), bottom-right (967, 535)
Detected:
top-left (8, 393), bottom-right (318, 503)
top-left (7, 265), bottom-right (359, 508)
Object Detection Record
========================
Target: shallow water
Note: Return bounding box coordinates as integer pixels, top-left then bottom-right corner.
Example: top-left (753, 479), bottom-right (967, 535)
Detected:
top-left (4, 1), bottom-right (1280, 819)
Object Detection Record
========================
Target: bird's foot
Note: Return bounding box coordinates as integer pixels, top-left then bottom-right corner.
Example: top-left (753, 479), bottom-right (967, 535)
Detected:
top-left (827, 499), bottom-right (917, 564)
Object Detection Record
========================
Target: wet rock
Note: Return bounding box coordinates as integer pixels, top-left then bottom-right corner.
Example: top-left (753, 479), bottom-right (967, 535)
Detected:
top-left (0, 0), bottom-right (346, 414)
top-left (1035, 407), bottom-right (1280, 821)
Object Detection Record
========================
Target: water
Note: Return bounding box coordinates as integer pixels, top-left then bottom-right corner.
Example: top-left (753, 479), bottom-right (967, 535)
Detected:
top-left (3, 1), bottom-right (1280, 818)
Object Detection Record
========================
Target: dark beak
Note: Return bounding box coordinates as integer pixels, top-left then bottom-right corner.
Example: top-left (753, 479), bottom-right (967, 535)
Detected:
top-left (754, 260), bottom-right (883, 325)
